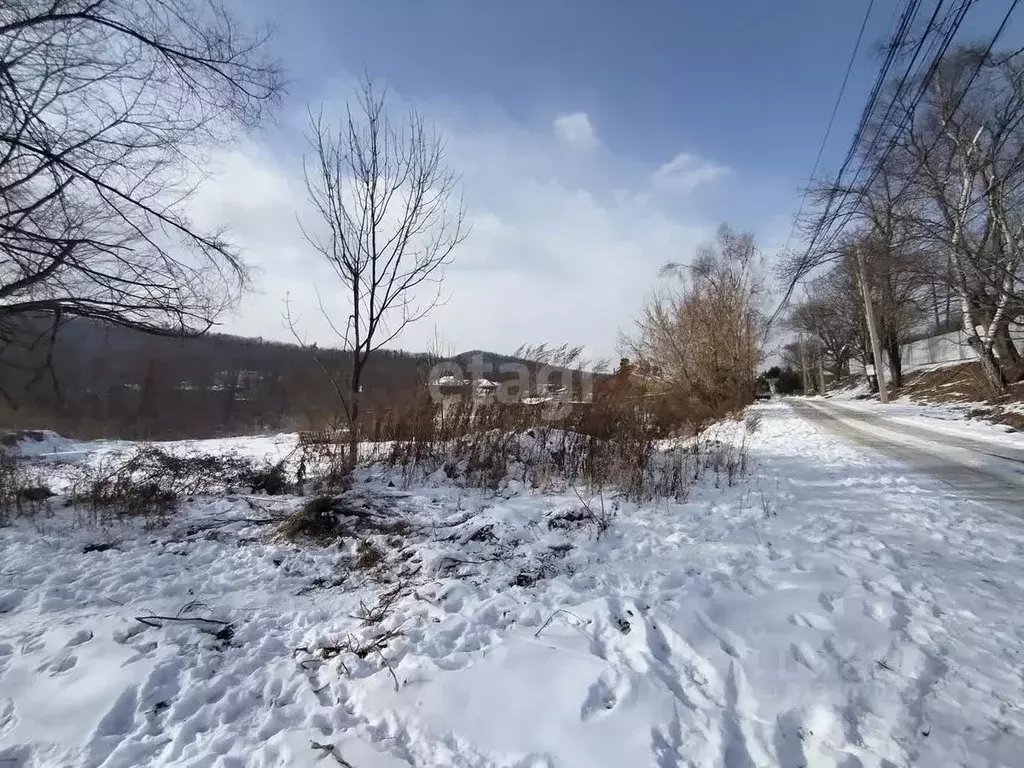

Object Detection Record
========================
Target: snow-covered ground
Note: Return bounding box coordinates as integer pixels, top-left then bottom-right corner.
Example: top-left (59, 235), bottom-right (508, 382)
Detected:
top-left (2, 404), bottom-right (1024, 767)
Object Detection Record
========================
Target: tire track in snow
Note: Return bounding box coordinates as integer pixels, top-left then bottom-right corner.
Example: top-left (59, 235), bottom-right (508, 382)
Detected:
top-left (789, 399), bottom-right (1024, 514)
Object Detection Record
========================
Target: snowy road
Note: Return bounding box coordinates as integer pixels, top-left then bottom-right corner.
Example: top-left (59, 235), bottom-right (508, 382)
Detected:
top-left (790, 398), bottom-right (1024, 514)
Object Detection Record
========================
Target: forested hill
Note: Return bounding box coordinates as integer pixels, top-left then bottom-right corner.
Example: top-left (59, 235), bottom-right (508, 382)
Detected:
top-left (0, 318), bottom-right (439, 439)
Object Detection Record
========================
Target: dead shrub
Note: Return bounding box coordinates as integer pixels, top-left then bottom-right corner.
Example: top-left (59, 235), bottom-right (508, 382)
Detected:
top-left (279, 496), bottom-right (343, 543)
top-left (280, 493), bottom-right (411, 545)
top-left (511, 546), bottom-right (574, 588)
top-left (0, 449), bottom-right (53, 524)
top-left (81, 474), bottom-right (179, 521)
top-left (69, 446), bottom-right (295, 523)
top-left (745, 411), bottom-right (762, 434)
top-left (355, 539), bottom-right (385, 570)
top-left (547, 507), bottom-right (594, 531)
top-left (364, 390), bottom-right (751, 501)
top-left (621, 226), bottom-right (764, 421)
top-left (297, 442), bottom-right (352, 495)
top-left (242, 460), bottom-right (291, 495)
top-left (548, 490), bottom-right (614, 538)
top-left (359, 368), bottom-right (752, 503)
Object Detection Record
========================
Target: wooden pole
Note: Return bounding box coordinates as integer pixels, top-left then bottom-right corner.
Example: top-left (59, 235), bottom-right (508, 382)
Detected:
top-left (799, 333), bottom-right (811, 394)
top-left (811, 316), bottom-right (827, 393)
top-left (855, 244), bottom-right (888, 404)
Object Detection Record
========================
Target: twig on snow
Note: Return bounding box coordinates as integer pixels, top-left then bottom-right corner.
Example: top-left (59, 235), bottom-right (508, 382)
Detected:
top-left (535, 608), bottom-right (590, 638)
top-left (310, 741), bottom-right (356, 767)
top-left (177, 600), bottom-right (209, 617)
top-left (375, 647), bottom-right (401, 692)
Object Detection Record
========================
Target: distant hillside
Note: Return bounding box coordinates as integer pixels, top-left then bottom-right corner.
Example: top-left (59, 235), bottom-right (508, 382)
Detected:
top-left (0, 316), bottom-right (531, 439)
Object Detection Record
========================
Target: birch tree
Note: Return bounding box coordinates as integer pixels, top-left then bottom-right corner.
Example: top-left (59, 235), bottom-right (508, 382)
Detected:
top-left (902, 47), bottom-right (1024, 392)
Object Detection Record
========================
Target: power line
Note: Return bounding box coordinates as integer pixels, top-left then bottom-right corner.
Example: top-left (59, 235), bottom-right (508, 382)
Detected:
top-left (771, 0), bottom-right (924, 322)
top-left (822, 0), bottom-right (1015, 252)
top-left (829, 0), bottom-right (924, 191)
top-left (846, 0), bottom-right (952, 188)
top-left (779, 0), bottom-right (878, 257)
top-left (773, 0), bottom-right (1021, 329)
top-left (808, 0), bottom-right (973, 258)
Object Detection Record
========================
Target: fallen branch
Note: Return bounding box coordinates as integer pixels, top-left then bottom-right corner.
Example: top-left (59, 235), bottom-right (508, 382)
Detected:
top-left (310, 741), bottom-right (356, 767)
top-left (135, 613), bottom-right (233, 641)
top-left (535, 608), bottom-right (590, 638)
top-left (349, 582), bottom-right (408, 625)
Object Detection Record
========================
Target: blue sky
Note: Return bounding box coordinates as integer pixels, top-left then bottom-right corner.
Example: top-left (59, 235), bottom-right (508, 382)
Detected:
top-left (208, 0), bottom-right (1019, 358)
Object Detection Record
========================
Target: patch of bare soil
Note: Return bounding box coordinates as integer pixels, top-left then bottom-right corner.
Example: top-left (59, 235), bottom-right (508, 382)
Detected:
top-left (895, 361), bottom-right (1024, 431)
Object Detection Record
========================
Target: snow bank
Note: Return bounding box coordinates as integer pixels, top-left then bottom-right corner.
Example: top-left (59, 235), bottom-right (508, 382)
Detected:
top-left (0, 429), bottom-right (80, 458)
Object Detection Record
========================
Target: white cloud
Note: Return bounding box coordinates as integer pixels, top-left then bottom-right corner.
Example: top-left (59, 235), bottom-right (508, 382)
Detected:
top-left (652, 152), bottom-right (730, 192)
top-left (552, 111), bottom-right (599, 151)
top-left (193, 97), bottom-right (732, 359)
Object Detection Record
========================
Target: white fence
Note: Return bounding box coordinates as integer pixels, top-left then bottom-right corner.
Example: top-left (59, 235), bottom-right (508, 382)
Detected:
top-left (847, 324), bottom-right (1023, 375)
top-left (899, 326), bottom-right (1024, 369)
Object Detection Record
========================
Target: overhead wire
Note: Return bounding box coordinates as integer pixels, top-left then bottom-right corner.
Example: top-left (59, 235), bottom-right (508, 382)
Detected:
top-left (778, 0), bottom-right (879, 259)
top-left (772, 0), bottom-right (1024, 321)
top-left (769, 0), bottom-right (925, 322)
top-left (816, 0), bottom-right (1017, 260)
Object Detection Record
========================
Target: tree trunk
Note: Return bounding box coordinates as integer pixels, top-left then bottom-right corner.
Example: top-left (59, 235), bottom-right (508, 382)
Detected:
top-left (831, 359), bottom-right (846, 384)
top-left (967, 337), bottom-right (1007, 395)
top-left (348, 369), bottom-right (362, 471)
top-left (885, 332), bottom-right (903, 389)
top-left (993, 322), bottom-right (1021, 368)
top-left (799, 335), bottom-right (811, 394)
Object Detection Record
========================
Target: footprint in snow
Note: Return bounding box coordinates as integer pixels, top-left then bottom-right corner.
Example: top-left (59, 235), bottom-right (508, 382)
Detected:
top-left (580, 671), bottom-right (624, 721)
top-left (789, 642), bottom-right (823, 673)
top-left (0, 699), bottom-right (16, 737)
top-left (788, 613), bottom-right (834, 632)
top-left (65, 629), bottom-right (93, 648)
top-left (35, 654), bottom-right (77, 675)
top-left (19, 633), bottom-right (45, 655)
top-left (113, 623), bottom-right (147, 644)
top-left (0, 590), bottom-right (26, 614)
top-left (51, 655), bottom-right (77, 674)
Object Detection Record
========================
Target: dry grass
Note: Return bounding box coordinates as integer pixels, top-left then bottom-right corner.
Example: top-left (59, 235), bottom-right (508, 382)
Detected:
top-left (0, 449), bottom-right (54, 524)
top-left (898, 362), bottom-right (999, 404)
top-left (360, 391), bottom-right (747, 502)
top-left (892, 361), bottom-right (1024, 431)
top-left (67, 447), bottom-right (295, 524)
top-left (279, 496), bottom-right (343, 543)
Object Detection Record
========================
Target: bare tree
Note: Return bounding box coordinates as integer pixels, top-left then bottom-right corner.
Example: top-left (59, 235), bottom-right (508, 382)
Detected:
top-left (0, 0), bottom-right (282, 379)
top-left (898, 47), bottom-right (1024, 392)
top-left (781, 45), bottom-right (1024, 398)
top-left (622, 225), bottom-right (764, 421)
top-left (298, 77), bottom-right (467, 466)
top-left (789, 264), bottom-right (864, 387)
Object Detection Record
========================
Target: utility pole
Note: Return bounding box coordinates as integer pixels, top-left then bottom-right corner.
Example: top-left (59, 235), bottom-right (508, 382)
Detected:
top-left (799, 332), bottom-right (811, 395)
top-left (811, 315), bottom-right (827, 394)
top-left (816, 342), bottom-right (827, 394)
top-left (855, 243), bottom-right (888, 404)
